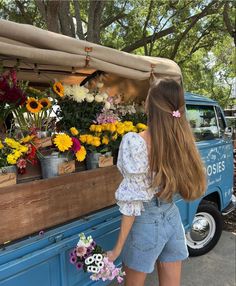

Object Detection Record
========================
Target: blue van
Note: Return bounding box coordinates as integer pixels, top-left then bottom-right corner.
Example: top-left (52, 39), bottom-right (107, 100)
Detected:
top-left (0, 92), bottom-right (235, 286)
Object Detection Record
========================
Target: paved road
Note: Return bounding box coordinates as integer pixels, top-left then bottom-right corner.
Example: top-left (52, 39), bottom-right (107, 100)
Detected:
top-left (109, 231), bottom-right (236, 286)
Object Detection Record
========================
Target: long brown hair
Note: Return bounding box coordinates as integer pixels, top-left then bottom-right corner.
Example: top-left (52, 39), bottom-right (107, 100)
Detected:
top-left (146, 78), bottom-right (206, 201)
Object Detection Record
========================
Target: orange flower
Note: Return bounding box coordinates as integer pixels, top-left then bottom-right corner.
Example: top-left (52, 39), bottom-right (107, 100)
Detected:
top-left (53, 82), bottom-right (64, 97)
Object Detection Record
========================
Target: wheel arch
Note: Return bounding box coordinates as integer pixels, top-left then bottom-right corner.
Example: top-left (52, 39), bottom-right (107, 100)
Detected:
top-left (200, 191), bottom-right (222, 210)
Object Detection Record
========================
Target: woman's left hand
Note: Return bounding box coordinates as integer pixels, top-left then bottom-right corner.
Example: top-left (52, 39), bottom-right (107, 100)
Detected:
top-left (106, 249), bottom-right (120, 262)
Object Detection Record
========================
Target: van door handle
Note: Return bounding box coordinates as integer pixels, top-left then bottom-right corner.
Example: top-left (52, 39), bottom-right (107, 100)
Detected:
top-left (48, 233), bottom-right (64, 243)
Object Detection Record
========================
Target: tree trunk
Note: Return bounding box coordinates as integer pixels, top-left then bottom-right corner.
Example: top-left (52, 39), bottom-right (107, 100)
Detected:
top-left (58, 0), bottom-right (75, 37)
top-left (87, 0), bottom-right (105, 43)
top-left (35, 0), bottom-right (60, 33)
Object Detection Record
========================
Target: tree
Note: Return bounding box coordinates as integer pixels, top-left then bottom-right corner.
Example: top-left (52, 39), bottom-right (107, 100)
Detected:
top-left (0, 0), bottom-right (234, 107)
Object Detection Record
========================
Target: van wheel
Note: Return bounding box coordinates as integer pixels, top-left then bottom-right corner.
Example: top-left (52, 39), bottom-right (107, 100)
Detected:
top-left (186, 202), bottom-right (223, 257)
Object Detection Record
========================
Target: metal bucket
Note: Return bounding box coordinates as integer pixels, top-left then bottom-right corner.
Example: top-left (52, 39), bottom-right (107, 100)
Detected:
top-left (86, 152), bottom-right (111, 169)
top-left (40, 152), bottom-right (67, 179)
top-left (0, 165), bottom-right (16, 174)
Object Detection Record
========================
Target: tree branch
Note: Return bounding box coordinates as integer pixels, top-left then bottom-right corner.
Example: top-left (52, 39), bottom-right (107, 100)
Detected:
top-left (223, 1), bottom-right (236, 46)
top-left (170, 0), bottom-right (223, 59)
top-left (14, 0), bottom-right (34, 24)
top-left (73, 0), bottom-right (85, 40)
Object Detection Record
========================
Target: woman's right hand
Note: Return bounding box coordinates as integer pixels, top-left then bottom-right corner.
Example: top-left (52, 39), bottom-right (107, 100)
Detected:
top-left (106, 249), bottom-right (120, 262)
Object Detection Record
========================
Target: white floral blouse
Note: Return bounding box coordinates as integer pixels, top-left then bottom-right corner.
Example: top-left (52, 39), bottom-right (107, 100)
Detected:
top-left (115, 132), bottom-right (158, 216)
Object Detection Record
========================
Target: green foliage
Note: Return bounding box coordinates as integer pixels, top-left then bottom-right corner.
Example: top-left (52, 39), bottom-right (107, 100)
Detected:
top-left (56, 99), bottom-right (103, 133)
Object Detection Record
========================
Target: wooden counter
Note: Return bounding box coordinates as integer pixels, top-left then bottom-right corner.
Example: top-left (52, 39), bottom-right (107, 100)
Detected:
top-left (0, 166), bottom-right (122, 244)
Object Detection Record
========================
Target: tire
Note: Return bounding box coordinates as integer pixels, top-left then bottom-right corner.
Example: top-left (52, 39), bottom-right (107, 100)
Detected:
top-left (186, 202), bottom-right (223, 257)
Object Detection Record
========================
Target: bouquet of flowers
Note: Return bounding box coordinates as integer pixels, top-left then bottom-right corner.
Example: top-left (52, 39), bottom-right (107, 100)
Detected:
top-left (0, 135), bottom-right (37, 174)
top-left (51, 127), bottom-right (86, 162)
top-left (69, 233), bottom-right (125, 283)
top-left (54, 81), bottom-right (111, 133)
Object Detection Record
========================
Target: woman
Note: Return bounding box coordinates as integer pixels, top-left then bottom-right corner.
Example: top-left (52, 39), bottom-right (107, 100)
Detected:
top-left (107, 78), bottom-right (206, 286)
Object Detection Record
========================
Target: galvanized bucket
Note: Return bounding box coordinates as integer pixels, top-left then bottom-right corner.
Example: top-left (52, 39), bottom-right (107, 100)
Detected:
top-left (86, 152), bottom-right (112, 169)
top-left (40, 152), bottom-right (67, 179)
top-left (0, 165), bottom-right (16, 174)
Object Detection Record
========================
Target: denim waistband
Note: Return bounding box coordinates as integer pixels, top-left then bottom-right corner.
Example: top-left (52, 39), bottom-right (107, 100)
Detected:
top-left (143, 196), bottom-right (173, 208)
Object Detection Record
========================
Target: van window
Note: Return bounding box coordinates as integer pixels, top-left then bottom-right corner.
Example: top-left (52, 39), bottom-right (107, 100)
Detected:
top-left (215, 107), bottom-right (226, 135)
top-left (186, 105), bottom-right (219, 141)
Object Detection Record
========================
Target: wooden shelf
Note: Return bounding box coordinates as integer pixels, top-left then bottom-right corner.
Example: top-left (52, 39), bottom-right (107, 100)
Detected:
top-left (0, 166), bottom-right (122, 244)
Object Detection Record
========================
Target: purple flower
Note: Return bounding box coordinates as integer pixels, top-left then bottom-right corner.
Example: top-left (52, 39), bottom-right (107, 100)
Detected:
top-left (71, 137), bottom-right (81, 153)
top-left (83, 253), bottom-right (89, 259)
top-left (86, 246), bottom-right (93, 254)
top-left (91, 241), bottom-right (96, 247)
top-left (76, 262), bottom-right (83, 270)
top-left (70, 256), bottom-right (77, 264)
top-left (69, 251), bottom-right (75, 257)
top-left (73, 248), bottom-right (77, 255)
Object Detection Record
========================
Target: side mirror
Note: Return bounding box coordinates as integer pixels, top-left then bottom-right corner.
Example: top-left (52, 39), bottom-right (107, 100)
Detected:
top-left (224, 127), bottom-right (233, 138)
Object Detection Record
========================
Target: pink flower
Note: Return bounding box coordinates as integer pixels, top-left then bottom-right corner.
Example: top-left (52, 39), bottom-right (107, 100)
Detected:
top-left (70, 256), bottom-right (77, 264)
top-left (172, 110), bottom-right (181, 118)
top-left (117, 276), bottom-right (123, 283)
top-left (72, 137), bottom-right (81, 153)
top-left (76, 246), bottom-right (87, 257)
top-left (17, 158), bottom-right (27, 169)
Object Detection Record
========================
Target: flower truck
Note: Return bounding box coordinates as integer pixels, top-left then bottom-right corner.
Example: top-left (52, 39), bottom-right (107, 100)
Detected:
top-left (0, 20), bottom-right (235, 286)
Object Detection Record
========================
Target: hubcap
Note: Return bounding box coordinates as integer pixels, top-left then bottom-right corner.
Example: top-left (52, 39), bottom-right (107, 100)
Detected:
top-left (186, 212), bottom-right (216, 249)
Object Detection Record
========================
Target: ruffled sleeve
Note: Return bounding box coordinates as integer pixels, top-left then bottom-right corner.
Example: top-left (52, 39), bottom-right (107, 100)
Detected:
top-left (115, 132), bottom-right (153, 216)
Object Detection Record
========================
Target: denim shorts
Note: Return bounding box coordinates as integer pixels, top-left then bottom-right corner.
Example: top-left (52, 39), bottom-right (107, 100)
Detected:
top-left (121, 197), bottom-right (189, 273)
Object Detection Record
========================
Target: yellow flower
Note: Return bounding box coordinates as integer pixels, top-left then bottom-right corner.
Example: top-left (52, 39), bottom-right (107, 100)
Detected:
top-left (12, 150), bottom-right (22, 160)
top-left (5, 138), bottom-right (21, 149)
top-left (89, 125), bottom-right (96, 132)
top-left (39, 98), bottom-right (52, 109)
top-left (19, 146), bottom-right (28, 153)
top-left (117, 126), bottom-right (125, 135)
top-left (95, 125), bottom-right (102, 133)
top-left (76, 146), bottom-right (86, 162)
top-left (53, 82), bottom-right (64, 97)
top-left (124, 121), bottom-right (133, 126)
top-left (53, 133), bottom-right (72, 152)
top-left (132, 127), bottom-right (138, 133)
top-left (70, 127), bottom-right (79, 136)
top-left (109, 123), bottom-right (116, 133)
top-left (20, 135), bottom-right (34, 144)
top-left (26, 97), bottom-right (43, 113)
top-left (7, 154), bottom-right (17, 165)
top-left (86, 135), bottom-right (94, 145)
top-left (91, 136), bottom-right (101, 147)
top-left (0, 140), bottom-right (4, 149)
top-left (79, 134), bottom-right (88, 143)
top-left (136, 123), bottom-right (148, 130)
top-left (102, 136), bottom-right (109, 145)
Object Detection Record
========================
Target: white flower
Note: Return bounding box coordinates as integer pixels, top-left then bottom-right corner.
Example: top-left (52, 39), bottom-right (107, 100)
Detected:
top-left (102, 92), bottom-right (109, 100)
top-left (97, 82), bottom-right (104, 88)
top-left (71, 85), bottom-right (89, 103)
top-left (104, 101), bottom-right (111, 109)
top-left (95, 94), bottom-right (103, 103)
top-left (64, 85), bottom-right (73, 97)
top-left (77, 240), bottom-right (86, 248)
top-left (86, 93), bottom-right (95, 103)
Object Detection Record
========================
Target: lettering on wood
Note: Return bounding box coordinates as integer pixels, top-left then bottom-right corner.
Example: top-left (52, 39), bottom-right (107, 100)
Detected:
top-left (58, 160), bottom-right (75, 175)
top-left (98, 155), bottom-right (113, 168)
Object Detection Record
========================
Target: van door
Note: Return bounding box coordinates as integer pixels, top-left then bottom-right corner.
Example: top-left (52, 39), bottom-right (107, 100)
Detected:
top-left (182, 103), bottom-right (234, 256)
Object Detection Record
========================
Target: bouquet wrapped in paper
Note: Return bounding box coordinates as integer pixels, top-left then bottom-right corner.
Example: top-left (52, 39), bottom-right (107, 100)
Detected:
top-left (70, 233), bottom-right (125, 283)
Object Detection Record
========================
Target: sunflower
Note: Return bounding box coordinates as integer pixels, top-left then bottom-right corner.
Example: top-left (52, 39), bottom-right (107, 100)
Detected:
top-left (39, 98), bottom-right (52, 109)
top-left (76, 146), bottom-right (86, 162)
top-left (53, 82), bottom-right (64, 97)
top-left (26, 97), bottom-right (43, 113)
top-left (53, 133), bottom-right (72, 152)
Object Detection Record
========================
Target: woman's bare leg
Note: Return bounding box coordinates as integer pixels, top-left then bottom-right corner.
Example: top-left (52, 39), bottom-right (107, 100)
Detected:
top-left (157, 261), bottom-right (182, 286)
top-left (123, 264), bottom-right (147, 286)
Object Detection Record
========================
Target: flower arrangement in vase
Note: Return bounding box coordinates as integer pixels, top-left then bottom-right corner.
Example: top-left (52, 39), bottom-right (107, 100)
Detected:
top-left (38, 127), bottom-right (87, 178)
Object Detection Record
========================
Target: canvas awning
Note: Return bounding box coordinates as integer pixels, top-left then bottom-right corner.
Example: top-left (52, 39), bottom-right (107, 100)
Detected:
top-left (0, 19), bottom-right (182, 101)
